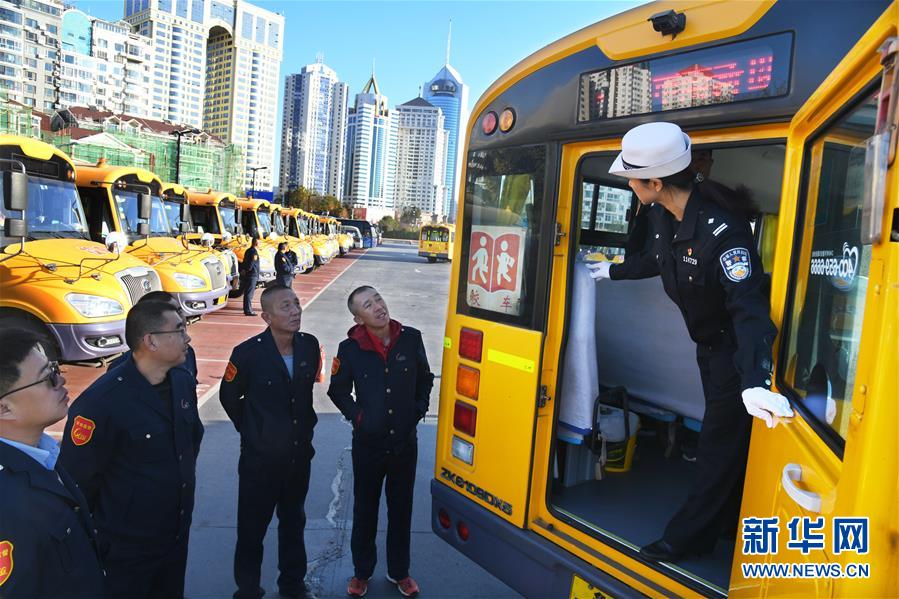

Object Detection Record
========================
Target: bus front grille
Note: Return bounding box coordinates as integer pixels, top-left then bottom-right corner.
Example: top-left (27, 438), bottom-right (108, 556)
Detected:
top-left (118, 269), bottom-right (162, 306)
top-left (203, 258), bottom-right (226, 290)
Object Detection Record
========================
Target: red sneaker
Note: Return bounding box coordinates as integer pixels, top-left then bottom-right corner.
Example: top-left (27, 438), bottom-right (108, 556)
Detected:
top-left (386, 575), bottom-right (420, 597)
top-left (347, 576), bottom-right (368, 598)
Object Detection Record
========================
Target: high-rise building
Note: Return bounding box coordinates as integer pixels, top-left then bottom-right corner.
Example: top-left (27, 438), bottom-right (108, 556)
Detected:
top-left (124, 0), bottom-right (284, 192)
top-left (393, 97), bottom-right (447, 220)
top-left (279, 58), bottom-right (348, 198)
top-left (343, 73), bottom-right (396, 221)
top-left (59, 9), bottom-right (153, 116)
top-left (422, 25), bottom-right (468, 221)
top-left (0, 0), bottom-right (64, 112)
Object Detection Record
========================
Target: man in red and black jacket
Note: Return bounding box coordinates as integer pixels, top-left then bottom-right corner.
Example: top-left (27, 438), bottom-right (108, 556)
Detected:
top-left (328, 286), bottom-right (433, 598)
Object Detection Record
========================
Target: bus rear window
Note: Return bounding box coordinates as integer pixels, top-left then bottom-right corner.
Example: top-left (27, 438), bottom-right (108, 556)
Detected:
top-left (458, 145), bottom-right (545, 328)
top-left (578, 32), bottom-right (793, 122)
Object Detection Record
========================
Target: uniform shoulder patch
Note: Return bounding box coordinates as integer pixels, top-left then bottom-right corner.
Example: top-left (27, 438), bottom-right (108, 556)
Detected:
top-left (720, 247), bottom-right (751, 282)
top-left (223, 361), bottom-right (238, 383)
top-left (0, 540), bottom-right (12, 587)
top-left (331, 357), bottom-right (341, 376)
top-left (70, 415), bottom-right (96, 446)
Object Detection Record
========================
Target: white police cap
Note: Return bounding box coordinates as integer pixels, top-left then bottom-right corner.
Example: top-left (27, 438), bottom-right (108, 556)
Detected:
top-left (609, 122), bottom-right (692, 179)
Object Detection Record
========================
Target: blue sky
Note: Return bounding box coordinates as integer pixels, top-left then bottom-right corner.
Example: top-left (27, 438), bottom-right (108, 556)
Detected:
top-left (73, 1), bottom-right (642, 176)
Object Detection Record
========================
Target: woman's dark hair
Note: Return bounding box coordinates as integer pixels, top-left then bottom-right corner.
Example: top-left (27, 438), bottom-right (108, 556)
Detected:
top-left (647, 168), bottom-right (759, 220)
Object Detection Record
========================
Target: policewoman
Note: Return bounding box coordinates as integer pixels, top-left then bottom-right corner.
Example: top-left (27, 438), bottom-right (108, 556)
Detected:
top-left (220, 285), bottom-right (321, 599)
top-left (588, 122), bottom-right (794, 561)
top-left (328, 286), bottom-right (434, 598)
top-left (60, 300), bottom-right (204, 598)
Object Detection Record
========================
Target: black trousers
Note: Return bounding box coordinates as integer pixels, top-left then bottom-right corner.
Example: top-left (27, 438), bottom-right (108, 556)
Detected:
top-left (351, 439), bottom-right (417, 580)
top-left (241, 274), bottom-right (258, 314)
top-left (662, 346), bottom-right (752, 553)
top-left (234, 452), bottom-right (312, 598)
top-left (104, 536), bottom-right (189, 599)
top-left (276, 274), bottom-right (294, 288)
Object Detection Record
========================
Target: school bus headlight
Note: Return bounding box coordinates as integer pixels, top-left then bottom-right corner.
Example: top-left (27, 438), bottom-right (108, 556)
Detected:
top-left (451, 435), bottom-right (474, 465)
top-left (499, 108), bottom-right (516, 133)
top-left (456, 365), bottom-right (480, 400)
top-left (459, 327), bottom-right (483, 362)
top-left (173, 272), bottom-right (206, 290)
top-left (481, 111), bottom-right (498, 135)
top-left (65, 293), bottom-right (124, 318)
top-left (453, 400), bottom-right (477, 437)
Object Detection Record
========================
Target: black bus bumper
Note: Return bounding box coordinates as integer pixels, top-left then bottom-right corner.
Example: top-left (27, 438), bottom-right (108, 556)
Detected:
top-left (430, 479), bottom-right (643, 598)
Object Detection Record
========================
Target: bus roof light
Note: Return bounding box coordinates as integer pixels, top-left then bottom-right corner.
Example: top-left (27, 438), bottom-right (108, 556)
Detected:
top-left (459, 328), bottom-right (483, 362)
top-left (499, 108), bottom-right (516, 133)
top-left (456, 365), bottom-right (480, 400)
top-left (453, 401), bottom-right (477, 437)
top-left (481, 111), bottom-right (498, 135)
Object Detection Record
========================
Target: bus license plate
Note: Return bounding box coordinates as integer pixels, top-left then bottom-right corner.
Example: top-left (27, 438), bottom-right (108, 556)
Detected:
top-left (430, 253), bottom-right (437, 257)
top-left (570, 574), bottom-right (611, 599)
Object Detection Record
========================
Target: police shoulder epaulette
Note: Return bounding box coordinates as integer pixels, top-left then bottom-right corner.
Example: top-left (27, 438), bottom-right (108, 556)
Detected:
top-left (702, 210), bottom-right (731, 239)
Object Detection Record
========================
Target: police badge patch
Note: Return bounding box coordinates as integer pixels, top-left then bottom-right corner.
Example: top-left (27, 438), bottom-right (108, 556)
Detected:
top-left (720, 247), bottom-right (751, 282)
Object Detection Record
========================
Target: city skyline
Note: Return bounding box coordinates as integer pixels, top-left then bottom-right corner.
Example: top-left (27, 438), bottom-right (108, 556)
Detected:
top-left (73, 1), bottom-right (642, 181)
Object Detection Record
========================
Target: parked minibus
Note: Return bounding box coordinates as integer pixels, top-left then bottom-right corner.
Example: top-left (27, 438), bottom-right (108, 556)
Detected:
top-left (432, 1), bottom-right (898, 597)
top-left (0, 134), bottom-right (161, 361)
top-left (419, 223), bottom-right (455, 262)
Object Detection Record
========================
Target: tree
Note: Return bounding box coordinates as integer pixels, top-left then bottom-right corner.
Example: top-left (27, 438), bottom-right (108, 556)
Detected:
top-left (379, 215), bottom-right (398, 231)
top-left (399, 206), bottom-right (421, 226)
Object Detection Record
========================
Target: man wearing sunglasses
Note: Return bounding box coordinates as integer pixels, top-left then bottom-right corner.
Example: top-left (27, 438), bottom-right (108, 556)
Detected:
top-left (60, 301), bottom-right (204, 599)
top-left (0, 328), bottom-right (106, 597)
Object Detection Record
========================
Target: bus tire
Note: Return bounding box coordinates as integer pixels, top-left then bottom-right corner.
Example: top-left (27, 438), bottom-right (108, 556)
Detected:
top-left (0, 310), bottom-right (60, 361)
top-left (427, 257), bottom-right (437, 263)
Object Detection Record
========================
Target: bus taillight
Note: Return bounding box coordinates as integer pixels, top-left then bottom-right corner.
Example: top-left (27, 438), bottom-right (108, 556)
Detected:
top-left (438, 508), bottom-right (452, 529)
top-left (459, 328), bottom-right (483, 362)
top-left (453, 401), bottom-right (477, 436)
top-left (457, 521), bottom-right (470, 541)
top-left (456, 365), bottom-right (480, 399)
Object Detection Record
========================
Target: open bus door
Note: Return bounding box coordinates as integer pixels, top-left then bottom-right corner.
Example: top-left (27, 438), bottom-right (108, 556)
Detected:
top-left (734, 8), bottom-right (898, 596)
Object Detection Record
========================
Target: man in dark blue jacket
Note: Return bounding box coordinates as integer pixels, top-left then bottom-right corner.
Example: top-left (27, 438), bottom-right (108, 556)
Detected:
top-left (328, 286), bottom-right (433, 598)
top-left (274, 241), bottom-right (293, 288)
top-left (0, 327), bottom-right (106, 598)
top-left (60, 301), bottom-right (204, 599)
top-left (241, 236), bottom-right (262, 316)
top-left (220, 285), bottom-right (321, 599)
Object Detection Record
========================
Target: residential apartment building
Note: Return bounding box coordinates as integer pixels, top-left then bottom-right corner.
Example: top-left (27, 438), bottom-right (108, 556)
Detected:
top-left (0, 0), bottom-right (63, 111)
top-left (59, 9), bottom-right (153, 116)
top-left (393, 97), bottom-right (447, 220)
top-left (124, 0), bottom-right (283, 192)
top-left (422, 62), bottom-right (468, 221)
top-left (279, 59), bottom-right (348, 198)
top-left (343, 74), bottom-right (396, 221)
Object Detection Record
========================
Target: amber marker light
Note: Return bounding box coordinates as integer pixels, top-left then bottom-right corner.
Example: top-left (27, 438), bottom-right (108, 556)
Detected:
top-left (456, 364), bottom-right (480, 400)
top-left (499, 108), bottom-right (516, 132)
top-left (481, 111), bottom-right (498, 135)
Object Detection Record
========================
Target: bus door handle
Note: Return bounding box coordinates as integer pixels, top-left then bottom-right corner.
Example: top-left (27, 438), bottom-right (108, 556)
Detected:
top-left (781, 463), bottom-right (822, 513)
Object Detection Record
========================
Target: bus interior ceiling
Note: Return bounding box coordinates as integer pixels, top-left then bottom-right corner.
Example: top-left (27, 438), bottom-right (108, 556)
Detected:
top-left (552, 143), bottom-right (787, 589)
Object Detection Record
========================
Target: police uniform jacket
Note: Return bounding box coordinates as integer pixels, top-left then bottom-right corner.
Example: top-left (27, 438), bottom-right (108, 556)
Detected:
top-left (220, 328), bottom-right (320, 461)
top-left (609, 188), bottom-right (777, 390)
top-left (242, 246), bottom-right (260, 277)
top-left (328, 321), bottom-right (434, 449)
top-left (0, 442), bottom-right (106, 598)
top-left (59, 357), bottom-right (203, 552)
top-left (274, 251), bottom-right (292, 277)
top-left (108, 344), bottom-right (198, 382)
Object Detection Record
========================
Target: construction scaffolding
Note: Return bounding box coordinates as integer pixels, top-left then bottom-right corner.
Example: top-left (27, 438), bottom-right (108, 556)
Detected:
top-left (0, 94), bottom-right (41, 138)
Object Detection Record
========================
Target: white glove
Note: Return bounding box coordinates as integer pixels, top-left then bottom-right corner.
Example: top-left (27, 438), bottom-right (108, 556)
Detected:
top-left (586, 261), bottom-right (612, 280)
top-left (742, 387), bottom-right (793, 428)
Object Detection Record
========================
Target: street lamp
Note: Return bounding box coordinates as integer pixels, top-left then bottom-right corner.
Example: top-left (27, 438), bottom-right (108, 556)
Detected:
top-left (248, 165), bottom-right (268, 199)
top-left (170, 127), bottom-right (200, 184)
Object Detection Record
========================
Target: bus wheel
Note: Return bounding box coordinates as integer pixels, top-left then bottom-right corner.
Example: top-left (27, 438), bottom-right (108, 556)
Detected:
top-left (427, 257), bottom-right (437, 263)
top-left (0, 311), bottom-right (60, 361)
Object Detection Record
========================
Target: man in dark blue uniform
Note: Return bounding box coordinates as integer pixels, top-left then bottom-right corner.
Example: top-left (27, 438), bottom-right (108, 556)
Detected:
top-left (60, 301), bottom-right (204, 598)
top-left (274, 241), bottom-right (293, 288)
top-left (589, 122), bottom-right (793, 561)
top-left (0, 328), bottom-right (106, 598)
top-left (328, 286), bottom-right (434, 598)
top-left (241, 236), bottom-right (262, 316)
top-left (108, 290), bottom-right (198, 380)
top-left (220, 285), bottom-right (321, 599)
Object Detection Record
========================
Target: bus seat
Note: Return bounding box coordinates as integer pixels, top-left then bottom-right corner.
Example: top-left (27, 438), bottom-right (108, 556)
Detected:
top-left (594, 277), bottom-right (707, 422)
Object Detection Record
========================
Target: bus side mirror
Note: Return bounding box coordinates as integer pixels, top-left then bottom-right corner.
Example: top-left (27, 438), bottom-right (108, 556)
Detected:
top-left (137, 193), bottom-right (152, 220)
top-left (2, 170), bottom-right (28, 211)
top-left (137, 222), bottom-right (150, 236)
top-left (180, 202), bottom-right (190, 222)
top-left (179, 221), bottom-right (191, 233)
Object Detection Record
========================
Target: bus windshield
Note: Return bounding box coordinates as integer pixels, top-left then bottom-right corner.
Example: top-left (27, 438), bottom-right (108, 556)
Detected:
top-left (272, 213), bottom-right (286, 235)
top-left (458, 145), bottom-right (546, 325)
top-left (113, 190), bottom-right (170, 236)
top-left (0, 176), bottom-right (89, 240)
top-left (257, 211), bottom-right (273, 236)
top-left (163, 200), bottom-right (193, 235)
top-left (220, 206), bottom-right (238, 234)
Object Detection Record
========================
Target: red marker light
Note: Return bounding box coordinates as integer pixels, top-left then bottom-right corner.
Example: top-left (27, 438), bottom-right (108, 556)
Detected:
top-left (481, 111), bottom-right (497, 135)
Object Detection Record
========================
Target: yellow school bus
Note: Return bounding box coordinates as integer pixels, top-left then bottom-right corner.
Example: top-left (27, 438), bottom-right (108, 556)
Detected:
top-left (269, 203), bottom-right (315, 273)
top-left (0, 135), bottom-right (161, 361)
top-left (76, 161), bottom-right (227, 317)
top-left (419, 223), bottom-right (455, 262)
top-left (234, 197), bottom-right (278, 284)
top-left (432, 1), bottom-right (898, 597)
